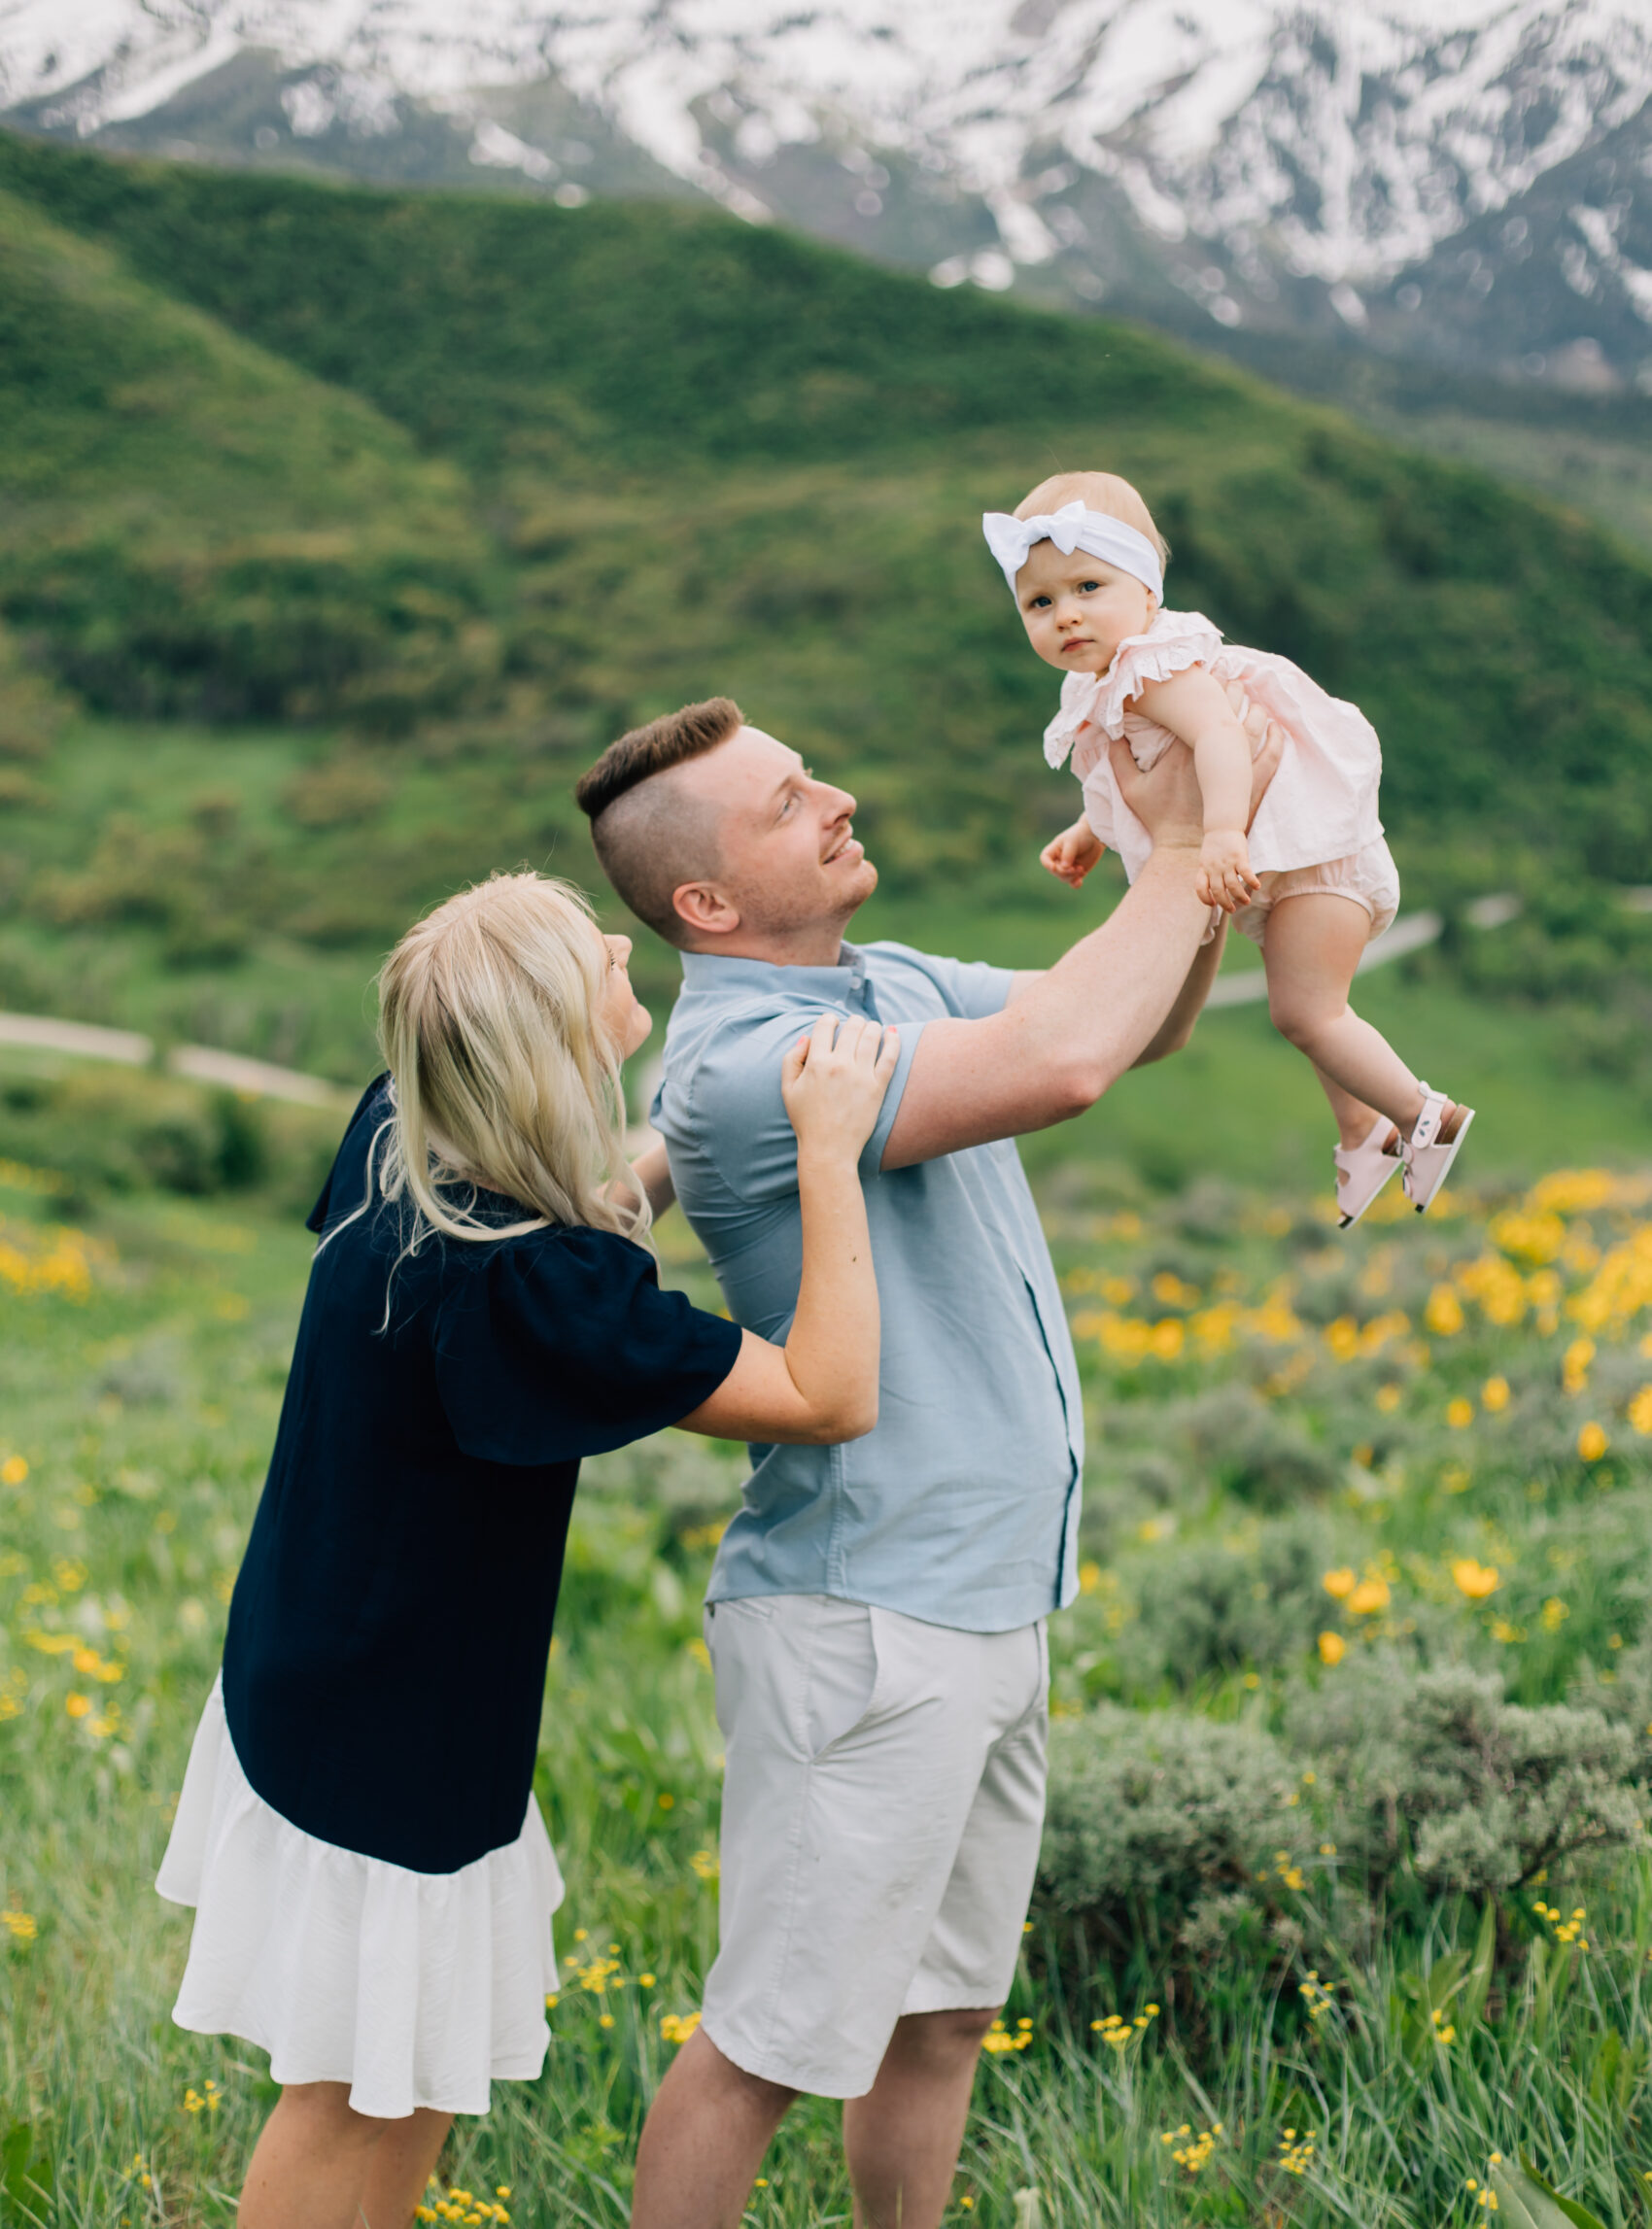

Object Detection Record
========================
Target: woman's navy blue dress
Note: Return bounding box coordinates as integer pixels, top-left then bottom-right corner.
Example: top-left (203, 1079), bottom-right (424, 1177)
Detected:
top-left (221, 1078), bottom-right (741, 1875)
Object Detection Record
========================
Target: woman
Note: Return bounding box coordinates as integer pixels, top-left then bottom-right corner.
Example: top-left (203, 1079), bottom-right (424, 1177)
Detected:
top-left (155, 871), bottom-right (897, 2228)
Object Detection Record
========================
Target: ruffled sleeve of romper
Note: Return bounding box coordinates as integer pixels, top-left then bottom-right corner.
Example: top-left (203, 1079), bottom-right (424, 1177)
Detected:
top-left (434, 1225), bottom-right (743, 1465)
top-left (1043, 669), bottom-right (1103, 771)
top-left (1089, 609), bottom-right (1227, 739)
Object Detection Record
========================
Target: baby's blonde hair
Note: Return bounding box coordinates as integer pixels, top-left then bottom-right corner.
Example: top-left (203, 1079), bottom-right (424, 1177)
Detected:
top-left (366, 870), bottom-right (647, 1259)
top-left (1015, 470), bottom-right (1170, 566)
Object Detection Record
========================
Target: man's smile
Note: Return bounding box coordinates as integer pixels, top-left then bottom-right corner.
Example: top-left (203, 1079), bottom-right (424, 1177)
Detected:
top-left (823, 830), bottom-right (863, 866)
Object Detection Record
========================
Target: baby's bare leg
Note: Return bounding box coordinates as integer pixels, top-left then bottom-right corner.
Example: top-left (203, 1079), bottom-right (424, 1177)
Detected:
top-left (1263, 895), bottom-right (1427, 1135)
top-left (1311, 1065), bottom-right (1391, 1155)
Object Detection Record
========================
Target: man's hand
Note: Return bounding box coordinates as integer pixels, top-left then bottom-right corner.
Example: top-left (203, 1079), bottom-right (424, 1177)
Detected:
top-left (1040, 816), bottom-right (1107, 889)
top-left (1112, 721), bottom-right (1285, 853)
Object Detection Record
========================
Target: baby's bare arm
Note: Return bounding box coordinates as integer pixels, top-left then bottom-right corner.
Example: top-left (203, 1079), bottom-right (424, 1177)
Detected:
top-left (1134, 667), bottom-right (1253, 835)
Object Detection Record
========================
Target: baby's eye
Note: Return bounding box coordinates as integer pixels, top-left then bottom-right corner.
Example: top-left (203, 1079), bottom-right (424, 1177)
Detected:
top-left (1027, 594), bottom-right (1050, 610)
top-left (1079, 579), bottom-right (1101, 593)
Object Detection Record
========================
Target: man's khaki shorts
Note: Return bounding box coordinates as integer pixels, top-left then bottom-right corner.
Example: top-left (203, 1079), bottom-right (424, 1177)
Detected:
top-left (699, 1593), bottom-right (1049, 2098)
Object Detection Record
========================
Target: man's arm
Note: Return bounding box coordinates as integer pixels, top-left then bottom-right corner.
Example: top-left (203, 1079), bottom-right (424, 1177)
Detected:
top-left (882, 731), bottom-right (1275, 1170)
top-left (1132, 917), bottom-right (1226, 1067)
top-left (881, 845), bottom-right (1208, 1167)
top-left (1009, 909), bottom-right (1225, 1065)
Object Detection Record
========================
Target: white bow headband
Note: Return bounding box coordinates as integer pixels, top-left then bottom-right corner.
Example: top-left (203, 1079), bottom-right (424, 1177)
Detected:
top-left (981, 500), bottom-right (1163, 601)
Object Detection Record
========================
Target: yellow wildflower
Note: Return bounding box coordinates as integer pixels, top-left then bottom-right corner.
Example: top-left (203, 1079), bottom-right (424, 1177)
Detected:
top-left (1451, 1559), bottom-right (1499, 1600)
top-left (1347, 1576), bottom-right (1390, 1616)
top-left (1446, 1397), bottom-right (1474, 1429)
top-left (1481, 1376), bottom-right (1510, 1412)
top-left (1577, 1422), bottom-right (1608, 1462)
top-left (1318, 1631), bottom-right (1347, 1665)
top-left (1322, 1567), bottom-right (1356, 1600)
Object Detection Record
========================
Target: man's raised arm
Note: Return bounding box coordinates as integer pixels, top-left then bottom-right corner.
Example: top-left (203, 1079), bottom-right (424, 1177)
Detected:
top-left (881, 735), bottom-right (1267, 1170)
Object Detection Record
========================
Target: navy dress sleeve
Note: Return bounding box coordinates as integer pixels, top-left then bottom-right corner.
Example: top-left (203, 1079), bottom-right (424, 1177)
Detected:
top-left (434, 1225), bottom-right (743, 1464)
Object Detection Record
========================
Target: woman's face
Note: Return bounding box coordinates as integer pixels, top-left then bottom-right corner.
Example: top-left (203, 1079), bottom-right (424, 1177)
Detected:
top-left (598, 931), bottom-right (653, 1060)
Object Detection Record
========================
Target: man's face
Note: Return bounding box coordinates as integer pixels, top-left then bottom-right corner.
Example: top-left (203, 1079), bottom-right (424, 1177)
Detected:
top-left (672, 726), bottom-right (877, 943)
top-left (1015, 539), bottom-right (1155, 677)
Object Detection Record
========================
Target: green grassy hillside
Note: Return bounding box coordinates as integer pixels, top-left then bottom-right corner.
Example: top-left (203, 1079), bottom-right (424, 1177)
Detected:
top-left (0, 188), bottom-right (498, 733)
top-left (0, 131), bottom-right (1648, 1152)
top-left (5, 133), bottom-right (1652, 869)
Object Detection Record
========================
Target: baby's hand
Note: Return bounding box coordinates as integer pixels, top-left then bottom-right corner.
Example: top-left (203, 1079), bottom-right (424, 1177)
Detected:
top-left (1040, 816), bottom-right (1106, 889)
top-left (1195, 828), bottom-right (1261, 912)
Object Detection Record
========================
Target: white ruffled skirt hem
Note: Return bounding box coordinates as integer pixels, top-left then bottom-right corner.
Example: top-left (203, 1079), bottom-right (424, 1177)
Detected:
top-left (156, 1678), bottom-right (563, 2119)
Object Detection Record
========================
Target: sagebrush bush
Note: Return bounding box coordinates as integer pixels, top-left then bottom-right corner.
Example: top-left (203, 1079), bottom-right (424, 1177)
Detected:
top-left (1037, 1705), bottom-right (1298, 1960)
top-left (1128, 1510), bottom-right (1341, 1687)
top-left (1287, 1660), bottom-right (1647, 1895)
top-left (1174, 1384), bottom-right (1338, 1508)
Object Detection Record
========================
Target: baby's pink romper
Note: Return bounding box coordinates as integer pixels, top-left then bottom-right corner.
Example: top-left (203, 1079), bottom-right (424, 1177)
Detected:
top-left (1046, 607), bottom-right (1399, 945)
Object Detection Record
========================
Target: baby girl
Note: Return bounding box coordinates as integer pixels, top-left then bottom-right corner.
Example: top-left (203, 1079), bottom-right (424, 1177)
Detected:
top-left (983, 470), bottom-right (1473, 1223)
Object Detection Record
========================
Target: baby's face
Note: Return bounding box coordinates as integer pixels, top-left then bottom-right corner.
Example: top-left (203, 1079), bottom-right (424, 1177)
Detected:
top-left (1015, 541), bottom-right (1155, 675)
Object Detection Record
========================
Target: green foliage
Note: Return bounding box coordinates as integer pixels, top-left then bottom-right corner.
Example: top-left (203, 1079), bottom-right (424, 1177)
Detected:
top-left (0, 187), bottom-right (497, 728)
top-left (0, 1062), bottom-right (334, 1212)
top-left (1129, 1513), bottom-right (1340, 1687)
top-left (1286, 1663), bottom-right (1646, 1897)
top-left (1038, 1705), bottom-right (1295, 1961)
top-left (0, 128), bottom-right (1650, 916)
top-left (4, 1098), bottom-right (1652, 2222)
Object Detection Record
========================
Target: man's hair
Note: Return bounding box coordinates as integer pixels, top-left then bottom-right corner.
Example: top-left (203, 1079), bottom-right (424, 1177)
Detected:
top-left (574, 697), bottom-right (744, 945)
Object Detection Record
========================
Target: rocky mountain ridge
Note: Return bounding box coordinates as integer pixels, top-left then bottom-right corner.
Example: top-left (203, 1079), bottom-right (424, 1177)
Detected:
top-left (5, 0), bottom-right (1652, 390)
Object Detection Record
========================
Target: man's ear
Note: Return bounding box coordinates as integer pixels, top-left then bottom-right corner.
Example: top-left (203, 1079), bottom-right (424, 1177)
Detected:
top-left (672, 881), bottom-right (741, 940)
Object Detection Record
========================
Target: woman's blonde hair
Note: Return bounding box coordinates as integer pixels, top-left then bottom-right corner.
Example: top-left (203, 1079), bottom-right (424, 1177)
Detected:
top-left (353, 871), bottom-right (647, 1262)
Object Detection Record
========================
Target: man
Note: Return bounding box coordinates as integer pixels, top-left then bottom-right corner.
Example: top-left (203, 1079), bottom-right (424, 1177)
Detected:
top-left (574, 697), bottom-right (1275, 2229)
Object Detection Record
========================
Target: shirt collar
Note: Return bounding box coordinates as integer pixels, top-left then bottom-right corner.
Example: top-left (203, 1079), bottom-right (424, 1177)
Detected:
top-left (678, 943), bottom-right (871, 1004)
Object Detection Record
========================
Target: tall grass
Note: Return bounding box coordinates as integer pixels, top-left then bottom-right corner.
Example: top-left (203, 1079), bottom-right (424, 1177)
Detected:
top-left (2, 1143), bottom-right (1650, 2224)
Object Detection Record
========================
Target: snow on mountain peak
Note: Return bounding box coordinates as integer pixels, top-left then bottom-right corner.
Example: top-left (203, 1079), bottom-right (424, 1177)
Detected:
top-left (5, 0), bottom-right (1651, 317)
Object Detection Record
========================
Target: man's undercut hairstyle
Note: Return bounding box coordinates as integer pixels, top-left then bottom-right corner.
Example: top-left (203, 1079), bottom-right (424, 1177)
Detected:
top-left (574, 697), bottom-right (744, 946)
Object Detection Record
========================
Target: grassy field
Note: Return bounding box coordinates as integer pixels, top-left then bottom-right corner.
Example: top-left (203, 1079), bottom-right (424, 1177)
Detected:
top-left (2, 130), bottom-right (1652, 2226)
top-left (2, 1047), bottom-right (1652, 2225)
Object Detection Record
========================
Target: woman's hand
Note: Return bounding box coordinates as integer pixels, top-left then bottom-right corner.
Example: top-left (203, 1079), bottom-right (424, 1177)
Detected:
top-left (781, 1014), bottom-right (900, 1164)
top-left (678, 1013), bottom-right (898, 1449)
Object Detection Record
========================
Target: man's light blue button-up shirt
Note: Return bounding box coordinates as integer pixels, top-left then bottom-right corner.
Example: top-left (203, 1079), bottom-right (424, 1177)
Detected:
top-left (652, 941), bottom-right (1084, 1633)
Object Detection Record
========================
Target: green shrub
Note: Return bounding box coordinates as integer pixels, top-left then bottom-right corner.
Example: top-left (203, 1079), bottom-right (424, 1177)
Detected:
top-left (1285, 1662), bottom-right (1647, 1896)
top-left (1173, 1385), bottom-right (1339, 1508)
top-left (0, 1065), bottom-right (328, 1207)
top-left (1037, 1704), bottom-right (1298, 1962)
top-left (1128, 1512), bottom-right (1342, 1688)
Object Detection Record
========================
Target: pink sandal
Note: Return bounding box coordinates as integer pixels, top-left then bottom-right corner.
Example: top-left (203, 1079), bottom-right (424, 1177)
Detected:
top-left (1334, 1115), bottom-right (1403, 1229)
top-left (1403, 1085), bottom-right (1474, 1214)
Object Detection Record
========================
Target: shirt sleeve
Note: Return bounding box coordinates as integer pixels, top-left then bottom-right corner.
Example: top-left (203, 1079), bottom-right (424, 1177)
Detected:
top-left (865, 943), bottom-right (1015, 1023)
top-left (660, 1002), bottom-right (929, 1203)
top-left (305, 1075), bottom-right (393, 1236)
top-left (433, 1226), bottom-right (743, 1465)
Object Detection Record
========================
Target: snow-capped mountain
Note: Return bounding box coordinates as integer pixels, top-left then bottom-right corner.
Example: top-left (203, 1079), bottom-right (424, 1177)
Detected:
top-left (5, 0), bottom-right (1652, 389)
